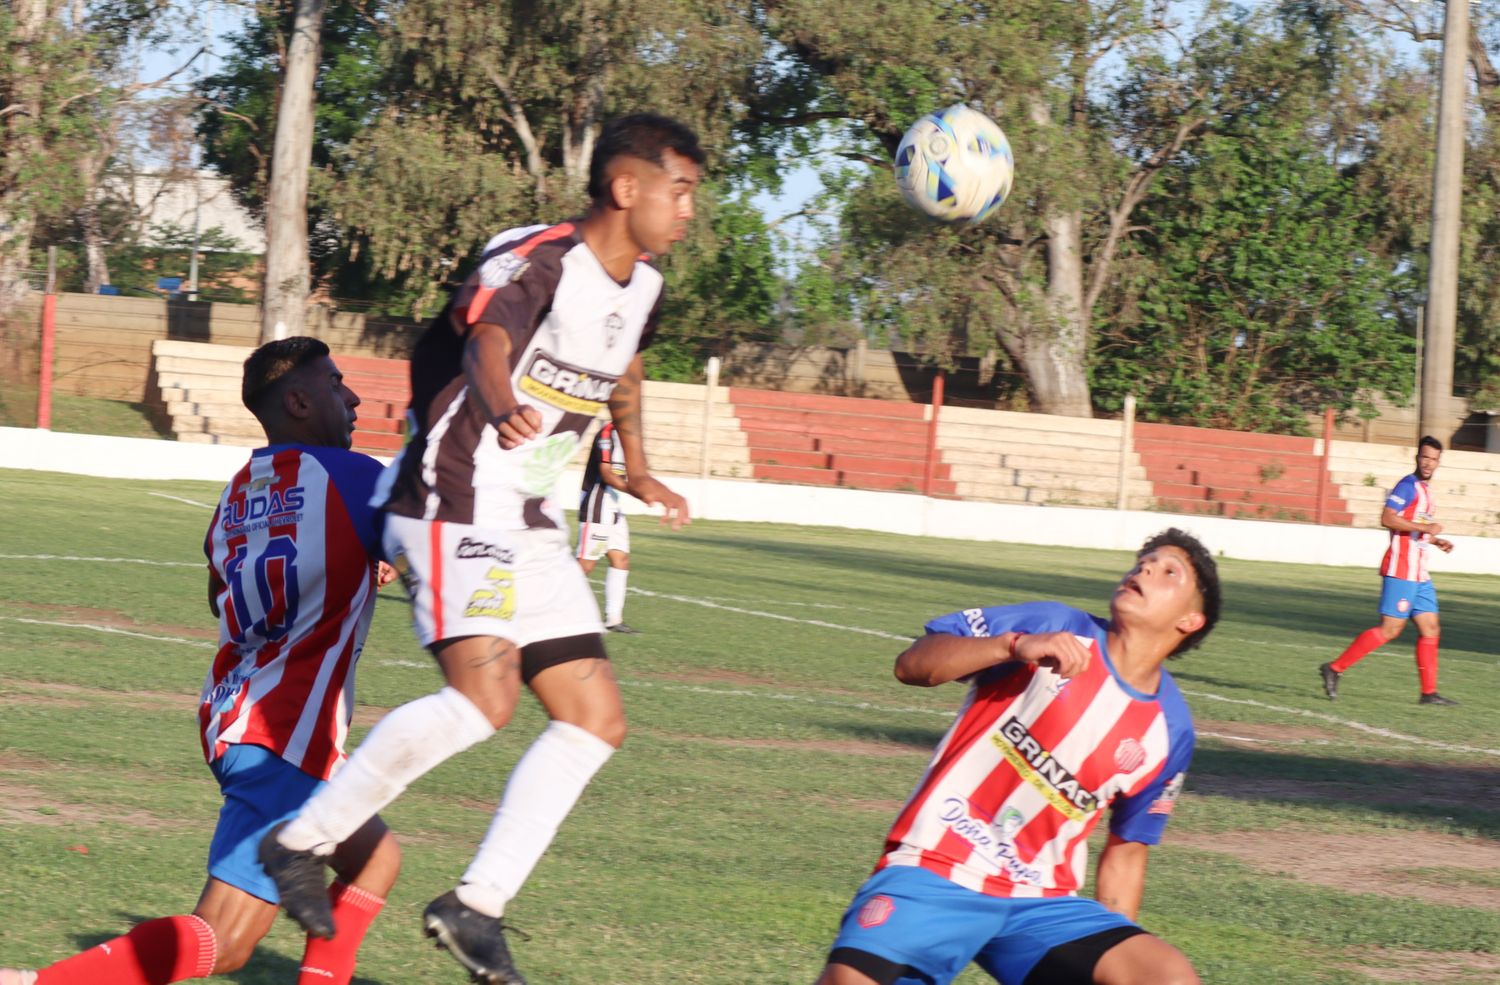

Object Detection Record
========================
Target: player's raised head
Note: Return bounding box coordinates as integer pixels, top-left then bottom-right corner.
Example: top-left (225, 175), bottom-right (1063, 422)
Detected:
top-left (242, 336), bottom-right (360, 448)
top-left (1114, 528), bottom-right (1221, 657)
top-left (587, 113), bottom-right (704, 256)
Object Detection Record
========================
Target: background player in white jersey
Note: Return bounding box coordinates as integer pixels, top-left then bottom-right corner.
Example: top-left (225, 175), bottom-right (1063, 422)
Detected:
top-left (814, 529), bottom-right (1221, 985)
top-left (1319, 436), bottom-right (1457, 705)
top-left (2, 338), bottom-right (399, 985)
top-left (577, 420), bottom-right (637, 632)
top-left (259, 114), bottom-right (701, 985)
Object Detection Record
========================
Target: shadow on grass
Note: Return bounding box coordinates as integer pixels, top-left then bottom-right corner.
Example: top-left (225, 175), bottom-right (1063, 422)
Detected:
top-left (73, 920), bottom-right (387, 985)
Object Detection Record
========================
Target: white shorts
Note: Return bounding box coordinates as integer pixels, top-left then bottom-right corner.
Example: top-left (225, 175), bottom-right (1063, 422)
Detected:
top-left (577, 511), bottom-right (629, 562)
top-left (384, 515), bottom-right (604, 651)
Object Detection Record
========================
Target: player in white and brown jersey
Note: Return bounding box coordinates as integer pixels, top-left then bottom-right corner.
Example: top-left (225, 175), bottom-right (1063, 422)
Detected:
top-left (259, 113), bottom-right (702, 985)
top-left (815, 529), bottom-right (1221, 985)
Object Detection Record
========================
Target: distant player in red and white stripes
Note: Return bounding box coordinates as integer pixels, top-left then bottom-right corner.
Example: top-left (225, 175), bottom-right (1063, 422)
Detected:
top-left (2, 338), bottom-right (400, 985)
top-left (815, 529), bottom-right (1221, 985)
top-left (1320, 436), bottom-right (1458, 706)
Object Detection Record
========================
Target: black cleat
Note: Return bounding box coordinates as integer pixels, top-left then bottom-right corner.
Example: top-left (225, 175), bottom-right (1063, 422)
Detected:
top-left (605, 622), bottom-right (640, 635)
top-left (1318, 663), bottom-right (1340, 701)
top-left (423, 890), bottom-right (528, 985)
top-left (258, 822), bottom-right (335, 939)
top-left (1418, 692), bottom-right (1459, 706)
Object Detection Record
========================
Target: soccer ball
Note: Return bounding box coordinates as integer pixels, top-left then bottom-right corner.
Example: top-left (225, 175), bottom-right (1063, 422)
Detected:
top-left (893, 104), bottom-right (1014, 224)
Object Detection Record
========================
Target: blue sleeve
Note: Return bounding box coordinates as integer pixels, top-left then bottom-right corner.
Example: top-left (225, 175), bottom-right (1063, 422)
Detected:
top-left (1109, 678), bottom-right (1195, 845)
top-left (1386, 475), bottom-right (1416, 511)
top-left (309, 448), bottom-right (386, 559)
top-left (923, 600), bottom-right (1099, 640)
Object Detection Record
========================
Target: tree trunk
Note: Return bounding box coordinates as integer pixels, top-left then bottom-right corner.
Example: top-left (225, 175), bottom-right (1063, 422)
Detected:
top-left (76, 152), bottom-right (110, 293)
top-left (0, 0), bottom-right (49, 316)
top-left (260, 0), bottom-right (325, 343)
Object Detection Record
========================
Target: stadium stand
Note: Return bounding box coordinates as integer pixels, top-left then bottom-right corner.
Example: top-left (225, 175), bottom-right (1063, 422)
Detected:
top-left (1327, 439), bottom-right (1500, 537)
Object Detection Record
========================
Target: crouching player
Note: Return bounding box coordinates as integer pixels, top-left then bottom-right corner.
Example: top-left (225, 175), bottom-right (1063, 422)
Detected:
top-left (815, 529), bottom-right (1220, 985)
top-left (2, 338), bottom-right (399, 985)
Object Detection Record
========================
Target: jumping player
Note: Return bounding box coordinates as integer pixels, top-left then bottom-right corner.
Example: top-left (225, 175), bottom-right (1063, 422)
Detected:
top-left (1, 338), bottom-right (400, 985)
top-left (258, 113), bottom-right (700, 985)
top-left (814, 529), bottom-right (1220, 985)
top-left (577, 420), bottom-right (637, 633)
top-left (1319, 436), bottom-right (1457, 705)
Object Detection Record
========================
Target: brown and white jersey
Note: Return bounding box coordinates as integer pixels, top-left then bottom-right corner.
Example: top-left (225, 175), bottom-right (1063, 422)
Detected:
top-left (376, 222), bottom-right (661, 529)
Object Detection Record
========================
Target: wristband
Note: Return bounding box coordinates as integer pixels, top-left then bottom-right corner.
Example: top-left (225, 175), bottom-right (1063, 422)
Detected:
top-left (1009, 633), bottom-right (1026, 660)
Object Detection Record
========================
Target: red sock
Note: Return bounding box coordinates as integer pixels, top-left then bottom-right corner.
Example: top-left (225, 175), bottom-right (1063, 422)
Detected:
top-left (297, 882), bottom-right (386, 985)
top-left (1331, 628), bottom-right (1387, 674)
top-left (35, 915), bottom-right (216, 985)
top-left (1415, 636), bottom-right (1439, 694)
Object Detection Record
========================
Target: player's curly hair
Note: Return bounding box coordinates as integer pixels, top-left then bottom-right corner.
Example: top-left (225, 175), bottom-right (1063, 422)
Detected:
top-left (1139, 527), bottom-right (1221, 657)
top-left (242, 336), bottom-right (330, 419)
top-left (587, 113), bottom-right (705, 202)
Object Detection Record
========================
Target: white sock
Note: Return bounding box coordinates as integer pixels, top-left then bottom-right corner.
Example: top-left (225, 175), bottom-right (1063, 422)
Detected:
top-left (604, 567), bottom-right (628, 625)
top-left (280, 686), bottom-right (495, 853)
top-left (456, 720), bottom-right (616, 917)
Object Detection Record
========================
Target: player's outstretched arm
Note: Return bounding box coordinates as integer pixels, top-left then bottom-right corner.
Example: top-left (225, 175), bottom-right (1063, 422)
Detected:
top-left (1380, 505), bottom-right (1442, 538)
top-left (1094, 834), bottom-right (1149, 921)
top-left (895, 630), bottom-right (1092, 687)
top-left (463, 322), bottom-right (541, 448)
top-left (610, 354), bottom-right (690, 529)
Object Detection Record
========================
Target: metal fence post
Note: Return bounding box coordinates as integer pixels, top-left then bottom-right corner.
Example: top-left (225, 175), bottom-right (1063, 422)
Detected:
top-left (700, 356), bottom-right (720, 482)
top-left (922, 372), bottom-right (945, 497)
top-left (1116, 393), bottom-right (1136, 510)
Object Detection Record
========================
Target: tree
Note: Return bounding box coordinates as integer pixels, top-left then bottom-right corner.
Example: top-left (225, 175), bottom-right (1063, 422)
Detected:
top-left (260, 0), bottom-right (325, 341)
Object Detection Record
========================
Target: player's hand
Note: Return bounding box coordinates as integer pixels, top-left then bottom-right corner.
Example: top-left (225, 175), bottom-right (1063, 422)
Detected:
top-left (1433, 537), bottom-right (1455, 553)
top-left (1010, 631), bottom-right (1092, 679)
top-left (627, 475), bottom-right (691, 530)
top-left (1425, 522), bottom-right (1444, 538)
top-left (376, 561), bottom-right (398, 586)
top-left (492, 405), bottom-right (543, 449)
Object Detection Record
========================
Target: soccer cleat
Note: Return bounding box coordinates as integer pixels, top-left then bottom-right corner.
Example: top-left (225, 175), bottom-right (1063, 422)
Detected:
top-left (258, 822), bottom-right (336, 939)
top-left (605, 622), bottom-right (640, 635)
top-left (1318, 663), bottom-right (1340, 701)
top-left (423, 890), bottom-right (528, 985)
top-left (1418, 692), bottom-right (1459, 706)
top-left (0, 969), bottom-right (38, 985)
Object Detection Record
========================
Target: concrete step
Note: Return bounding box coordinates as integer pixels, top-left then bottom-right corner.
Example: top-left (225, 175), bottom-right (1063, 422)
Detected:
top-left (728, 387), bottom-right (928, 420)
top-left (940, 405), bottom-right (1125, 437)
top-left (1135, 422), bottom-right (1316, 454)
top-left (938, 423), bottom-right (1121, 451)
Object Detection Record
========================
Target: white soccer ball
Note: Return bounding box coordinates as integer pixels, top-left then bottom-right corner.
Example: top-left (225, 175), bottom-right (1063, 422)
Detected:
top-left (893, 103), bottom-right (1014, 224)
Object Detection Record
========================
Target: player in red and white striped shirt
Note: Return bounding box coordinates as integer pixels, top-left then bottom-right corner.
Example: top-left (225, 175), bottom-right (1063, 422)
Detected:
top-left (2, 339), bottom-right (399, 985)
top-left (815, 529), bottom-right (1220, 985)
top-left (1319, 436), bottom-right (1457, 705)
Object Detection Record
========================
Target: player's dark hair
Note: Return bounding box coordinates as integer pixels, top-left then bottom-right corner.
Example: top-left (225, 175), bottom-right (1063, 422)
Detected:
top-left (1418, 435), bottom-right (1443, 454)
top-left (242, 336), bottom-right (330, 419)
top-left (1138, 527), bottom-right (1221, 657)
top-left (587, 113), bottom-right (705, 202)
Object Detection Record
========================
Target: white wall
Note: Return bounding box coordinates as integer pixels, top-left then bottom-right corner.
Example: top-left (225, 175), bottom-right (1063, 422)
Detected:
top-left (5, 427), bottom-right (1499, 576)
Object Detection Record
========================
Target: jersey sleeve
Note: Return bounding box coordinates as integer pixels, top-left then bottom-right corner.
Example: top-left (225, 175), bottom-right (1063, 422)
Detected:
top-left (1108, 683), bottom-right (1195, 845)
top-left (607, 427), bottom-right (626, 476)
top-left (312, 448), bottom-right (387, 558)
top-left (1386, 475), bottom-right (1417, 512)
top-left (637, 287), bottom-right (662, 353)
top-left (923, 600), bottom-right (1094, 640)
top-left (450, 230), bottom-right (571, 344)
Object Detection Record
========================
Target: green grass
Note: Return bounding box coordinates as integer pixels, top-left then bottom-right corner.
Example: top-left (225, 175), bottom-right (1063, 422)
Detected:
top-left (1, 468), bottom-right (1498, 984)
top-left (0, 390), bottom-right (170, 437)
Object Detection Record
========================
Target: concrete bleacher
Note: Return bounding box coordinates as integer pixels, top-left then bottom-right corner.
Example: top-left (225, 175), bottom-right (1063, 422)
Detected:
top-left (1134, 422), bottom-right (1354, 524)
top-left (727, 388), bottom-right (955, 495)
top-left (935, 407), bottom-right (1153, 509)
top-left (1327, 440), bottom-right (1500, 537)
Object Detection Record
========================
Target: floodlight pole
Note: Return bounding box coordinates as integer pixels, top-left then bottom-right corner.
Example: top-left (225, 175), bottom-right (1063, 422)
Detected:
top-left (1420, 0), bottom-right (1468, 442)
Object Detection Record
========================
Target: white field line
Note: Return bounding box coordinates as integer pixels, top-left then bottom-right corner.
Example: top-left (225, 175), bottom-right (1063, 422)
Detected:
top-left (149, 492), bottom-right (215, 509)
top-left (0, 553), bottom-right (201, 568)
top-left (2, 554), bottom-right (1493, 759)
top-left (0, 615), bottom-right (216, 649)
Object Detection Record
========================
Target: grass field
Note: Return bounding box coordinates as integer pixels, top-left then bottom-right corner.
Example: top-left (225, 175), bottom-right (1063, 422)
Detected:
top-left (1, 467), bottom-right (1497, 984)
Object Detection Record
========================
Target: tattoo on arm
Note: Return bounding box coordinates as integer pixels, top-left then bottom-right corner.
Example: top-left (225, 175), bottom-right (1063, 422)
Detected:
top-left (609, 357), bottom-right (650, 475)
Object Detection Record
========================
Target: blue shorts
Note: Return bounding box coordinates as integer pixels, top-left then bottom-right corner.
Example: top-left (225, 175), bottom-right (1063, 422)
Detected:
top-left (207, 744), bottom-right (325, 903)
top-left (1378, 577), bottom-right (1438, 619)
top-left (828, 866), bottom-right (1141, 985)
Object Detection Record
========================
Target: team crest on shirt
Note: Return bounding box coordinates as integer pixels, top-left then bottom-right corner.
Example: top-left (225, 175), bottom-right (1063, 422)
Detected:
top-left (479, 251), bottom-right (529, 289)
top-left (604, 312), bottom-right (624, 348)
top-left (1114, 737), bottom-right (1147, 773)
top-left (856, 895), bottom-right (895, 929)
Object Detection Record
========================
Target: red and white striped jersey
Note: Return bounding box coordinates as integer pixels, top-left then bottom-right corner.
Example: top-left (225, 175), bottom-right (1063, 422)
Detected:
top-left (875, 602), bottom-right (1195, 899)
top-left (201, 445), bottom-right (385, 780)
top-left (1380, 474), bottom-right (1434, 582)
